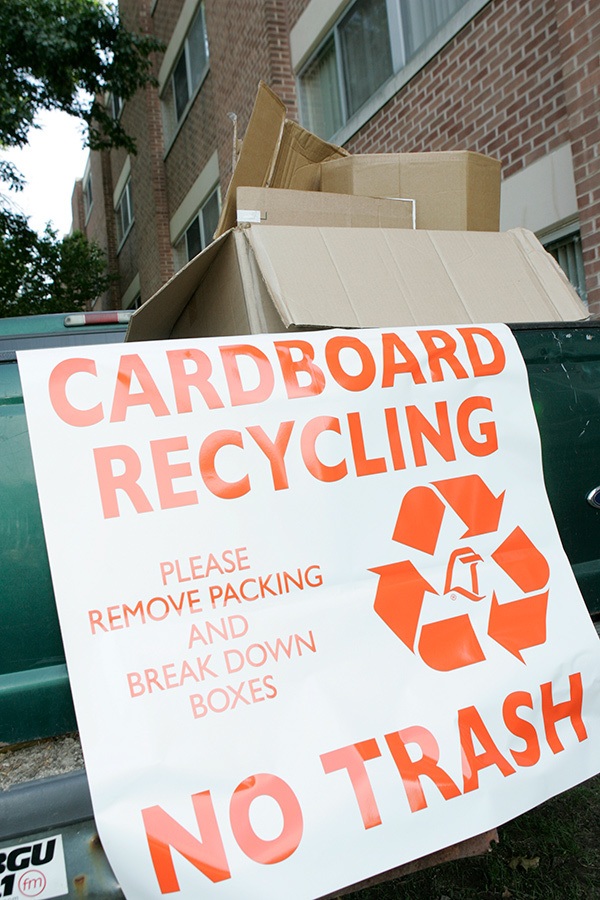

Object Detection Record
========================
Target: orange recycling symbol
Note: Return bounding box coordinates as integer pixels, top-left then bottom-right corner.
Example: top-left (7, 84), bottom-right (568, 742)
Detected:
top-left (370, 474), bottom-right (549, 671)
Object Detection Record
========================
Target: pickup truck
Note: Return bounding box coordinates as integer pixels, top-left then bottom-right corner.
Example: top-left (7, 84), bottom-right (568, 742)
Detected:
top-left (1, 311), bottom-right (599, 898)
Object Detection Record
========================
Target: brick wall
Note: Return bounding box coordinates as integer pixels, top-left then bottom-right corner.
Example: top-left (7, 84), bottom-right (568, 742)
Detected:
top-left (344, 0), bottom-right (570, 176)
top-left (100, 151), bottom-right (121, 310)
top-left (160, 0), bottom-right (297, 237)
top-left (265, 0), bottom-right (297, 117)
top-left (83, 151), bottom-right (110, 255)
top-left (287, 0), bottom-right (597, 312)
top-left (163, 73), bottom-right (220, 215)
top-left (115, 0), bottom-right (173, 304)
top-left (80, 0), bottom-right (597, 312)
top-left (203, 0), bottom-right (295, 189)
top-left (70, 181), bottom-right (85, 235)
top-left (73, 148), bottom-right (116, 309)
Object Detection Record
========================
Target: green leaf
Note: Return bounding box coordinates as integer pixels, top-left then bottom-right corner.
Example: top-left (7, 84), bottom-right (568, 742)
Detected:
top-left (0, 211), bottom-right (112, 316)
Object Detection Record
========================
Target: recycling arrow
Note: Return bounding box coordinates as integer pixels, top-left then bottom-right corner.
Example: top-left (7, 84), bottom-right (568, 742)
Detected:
top-left (370, 561), bottom-right (436, 651)
top-left (434, 474), bottom-right (505, 537)
top-left (418, 614), bottom-right (486, 671)
top-left (492, 527), bottom-right (549, 593)
top-left (392, 486), bottom-right (445, 555)
top-left (487, 590), bottom-right (548, 662)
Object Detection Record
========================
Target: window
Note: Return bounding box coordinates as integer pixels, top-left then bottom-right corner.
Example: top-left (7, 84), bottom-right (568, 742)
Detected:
top-left (115, 179), bottom-right (133, 248)
top-left (162, 3), bottom-right (209, 140)
top-left (544, 229), bottom-right (588, 305)
top-left (175, 186), bottom-right (220, 267)
top-left (301, 36), bottom-right (346, 138)
top-left (83, 173), bottom-right (93, 220)
top-left (110, 94), bottom-right (124, 120)
top-left (299, 0), bottom-right (467, 138)
top-left (399, 0), bottom-right (466, 59)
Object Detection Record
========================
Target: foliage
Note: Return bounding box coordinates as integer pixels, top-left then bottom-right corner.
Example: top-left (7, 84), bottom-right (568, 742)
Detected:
top-left (0, 210), bottom-right (111, 316)
top-left (0, 0), bottom-right (162, 315)
top-left (0, 0), bottom-right (162, 155)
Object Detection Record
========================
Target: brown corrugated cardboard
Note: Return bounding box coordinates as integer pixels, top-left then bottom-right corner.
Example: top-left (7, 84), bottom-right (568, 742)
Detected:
top-left (319, 153), bottom-right (501, 231)
top-left (215, 82), bottom-right (348, 239)
top-left (126, 226), bottom-right (586, 343)
top-left (236, 187), bottom-right (415, 228)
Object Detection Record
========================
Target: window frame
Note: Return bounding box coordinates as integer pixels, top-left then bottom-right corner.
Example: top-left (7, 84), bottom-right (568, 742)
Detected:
top-left (110, 94), bottom-right (124, 121)
top-left (161, 1), bottom-right (210, 149)
top-left (82, 172), bottom-right (93, 222)
top-left (540, 221), bottom-right (588, 306)
top-left (115, 179), bottom-right (134, 251)
top-left (296, 0), bottom-right (491, 142)
top-left (174, 184), bottom-right (221, 269)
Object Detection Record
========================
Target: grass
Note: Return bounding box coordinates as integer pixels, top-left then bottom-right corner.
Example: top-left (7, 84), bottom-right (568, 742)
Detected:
top-left (342, 774), bottom-right (600, 900)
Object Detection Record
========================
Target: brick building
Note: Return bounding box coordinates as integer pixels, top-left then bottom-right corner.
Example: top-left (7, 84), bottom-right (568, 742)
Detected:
top-left (71, 0), bottom-right (599, 315)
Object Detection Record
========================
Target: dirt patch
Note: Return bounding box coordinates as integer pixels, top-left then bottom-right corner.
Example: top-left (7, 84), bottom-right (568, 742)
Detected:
top-left (0, 733), bottom-right (83, 790)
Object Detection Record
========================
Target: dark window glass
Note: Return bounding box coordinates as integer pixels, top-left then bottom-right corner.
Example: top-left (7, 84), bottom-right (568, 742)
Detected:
top-left (173, 53), bottom-right (190, 121)
top-left (185, 216), bottom-right (202, 261)
top-left (340, 0), bottom-right (393, 116)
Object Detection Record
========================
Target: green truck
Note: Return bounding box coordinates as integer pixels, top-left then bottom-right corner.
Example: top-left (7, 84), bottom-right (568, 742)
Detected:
top-left (1, 312), bottom-right (599, 897)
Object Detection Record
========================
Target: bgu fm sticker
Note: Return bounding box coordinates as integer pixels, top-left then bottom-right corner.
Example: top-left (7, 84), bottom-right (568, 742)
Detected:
top-left (371, 474), bottom-right (550, 670)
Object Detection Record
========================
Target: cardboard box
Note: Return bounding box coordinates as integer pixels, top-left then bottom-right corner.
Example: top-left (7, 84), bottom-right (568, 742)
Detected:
top-left (236, 187), bottom-right (415, 228)
top-left (215, 82), bottom-right (348, 238)
top-left (319, 153), bottom-right (501, 232)
top-left (126, 226), bottom-right (586, 342)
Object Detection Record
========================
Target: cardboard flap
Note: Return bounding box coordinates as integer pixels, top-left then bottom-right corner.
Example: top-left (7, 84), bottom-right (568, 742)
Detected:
top-left (508, 227), bottom-right (587, 307)
top-left (215, 82), bottom-right (287, 240)
top-left (268, 120), bottom-right (348, 190)
top-left (126, 232), bottom-right (230, 341)
top-left (244, 226), bottom-right (587, 328)
top-left (215, 82), bottom-right (348, 239)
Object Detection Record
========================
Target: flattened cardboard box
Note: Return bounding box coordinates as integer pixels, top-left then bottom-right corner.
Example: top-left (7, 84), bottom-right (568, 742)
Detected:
top-left (126, 226), bottom-right (587, 343)
top-left (319, 153), bottom-right (501, 231)
top-left (236, 187), bottom-right (415, 229)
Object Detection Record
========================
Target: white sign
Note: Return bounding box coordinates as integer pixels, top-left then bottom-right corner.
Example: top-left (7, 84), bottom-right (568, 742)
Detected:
top-left (0, 835), bottom-right (67, 900)
top-left (19, 325), bottom-right (600, 900)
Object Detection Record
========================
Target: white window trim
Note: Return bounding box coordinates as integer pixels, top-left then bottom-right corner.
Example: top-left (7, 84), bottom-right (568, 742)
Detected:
top-left (293, 0), bottom-right (493, 145)
top-left (173, 184), bottom-right (221, 267)
top-left (291, 0), bottom-right (348, 69)
top-left (111, 94), bottom-right (124, 121)
top-left (170, 151), bottom-right (220, 245)
top-left (82, 163), bottom-right (93, 224)
top-left (115, 176), bottom-right (134, 251)
top-left (158, 0), bottom-right (204, 93)
top-left (113, 156), bottom-right (131, 210)
top-left (159, 0), bottom-right (209, 154)
top-left (122, 273), bottom-right (141, 310)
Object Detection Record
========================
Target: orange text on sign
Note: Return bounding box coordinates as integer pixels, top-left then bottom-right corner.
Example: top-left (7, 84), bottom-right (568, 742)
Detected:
top-left (140, 672), bottom-right (587, 891)
top-left (91, 396), bottom-right (498, 518)
top-left (48, 328), bottom-right (506, 426)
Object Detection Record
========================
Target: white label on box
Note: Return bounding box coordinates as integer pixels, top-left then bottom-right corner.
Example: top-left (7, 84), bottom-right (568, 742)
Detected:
top-left (237, 208), bottom-right (262, 223)
top-left (0, 835), bottom-right (67, 899)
